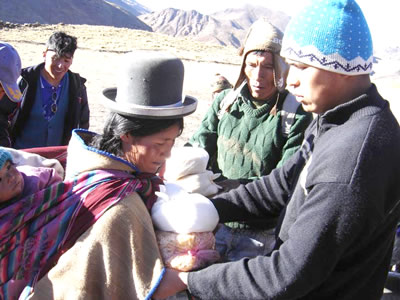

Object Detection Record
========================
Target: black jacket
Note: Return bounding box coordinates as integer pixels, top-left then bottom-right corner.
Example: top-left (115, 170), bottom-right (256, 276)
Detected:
top-left (188, 84), bottom-right (400, 299)
top-left (0, 63), bottom-right (89, 147)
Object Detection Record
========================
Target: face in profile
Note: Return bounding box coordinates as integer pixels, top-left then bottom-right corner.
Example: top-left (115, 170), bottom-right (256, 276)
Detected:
top-left (286, 59), bottom-right (344, 114)
top-left (0, 160), bottom-right (24, 203)
top-left (121, 124), bottom-right (181, 174)
top-left (43, 49), bottom-right (73, 83)
top-left (244, 51), bottom-right (277, 100)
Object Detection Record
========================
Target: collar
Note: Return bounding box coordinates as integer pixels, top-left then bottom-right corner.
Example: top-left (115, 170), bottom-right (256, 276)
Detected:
top-left (317, 84), bottom-right (386, 133)
top-left (65, 129), bottom-right (140, 179)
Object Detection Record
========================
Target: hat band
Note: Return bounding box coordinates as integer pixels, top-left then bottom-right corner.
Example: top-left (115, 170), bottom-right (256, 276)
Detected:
top-left (282, 42), bottom-right (373, 75)
top-left (122, 99), bottom-right (184, 109)
top-left (106, 95), bottom-right (198, 118)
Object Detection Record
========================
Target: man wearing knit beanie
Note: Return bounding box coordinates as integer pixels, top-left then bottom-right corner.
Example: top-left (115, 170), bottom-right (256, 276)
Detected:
top-left (188, 17), bottom-right (312, 186)
top-left (153, 1), bottom-right (400, 299)
top-left (188, 17), bottom-right (313, 260)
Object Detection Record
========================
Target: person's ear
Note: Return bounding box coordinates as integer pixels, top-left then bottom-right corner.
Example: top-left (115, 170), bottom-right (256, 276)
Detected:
top-left (120, 133), bottom-right (134, 144)
top-left (120, 133), bottom-right (129, 142)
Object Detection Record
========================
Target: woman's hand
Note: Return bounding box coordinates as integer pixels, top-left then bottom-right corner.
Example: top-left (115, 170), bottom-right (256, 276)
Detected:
top-left (152, 268), bottom-right (188, 299)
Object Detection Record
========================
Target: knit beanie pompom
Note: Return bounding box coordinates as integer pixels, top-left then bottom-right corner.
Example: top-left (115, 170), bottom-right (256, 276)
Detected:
top-left (0, 148), bottom-right (13, 170)
top-left (281, 0), bottom-right (373, 75)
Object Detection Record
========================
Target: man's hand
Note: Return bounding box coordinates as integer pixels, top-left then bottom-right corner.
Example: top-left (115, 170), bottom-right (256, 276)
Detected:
top-left (152, 268), bottom-right (188, 299)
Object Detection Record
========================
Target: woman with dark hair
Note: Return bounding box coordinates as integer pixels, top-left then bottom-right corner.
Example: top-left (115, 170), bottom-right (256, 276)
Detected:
top-left (1, 50), bottom-right (197, 300)
top-left (90, 113), bottom-right (184, 162)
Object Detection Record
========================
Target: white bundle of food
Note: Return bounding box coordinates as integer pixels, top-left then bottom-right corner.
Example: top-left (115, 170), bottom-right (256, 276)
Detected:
top-left (172, 170), bottom-right (222, 196)
top-left (152, 183), bottom-right (219, 233)
top-left (151, 183), bottom-right (220, 271)
top-left (163, 146), bottom-right (209, 179)
top-left (163, 146), bottom-right (222, 196)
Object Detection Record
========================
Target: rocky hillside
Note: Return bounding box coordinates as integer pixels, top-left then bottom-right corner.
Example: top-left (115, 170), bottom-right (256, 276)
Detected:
top-left (211, 5), bottom-right (290, 33)
top-left (0, 0), bottom-right (289, 48)
top-left (139, 5), bottom-right (290, 48)
top-left (139, 9), bottom-right (243, 48)
top-left (0, 0), bottom-right (151, 31)
top-left (106, 0), bottom-right (151, 16)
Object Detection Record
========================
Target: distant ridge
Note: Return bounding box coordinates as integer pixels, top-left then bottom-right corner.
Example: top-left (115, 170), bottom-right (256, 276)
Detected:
top-left (0, 0), bottom-right (151, 31)
top-left (0, 0), bottom-right (290, 49)
top-left (139, 5), bottom-right (290, 48)
top-left (105, 0), bottom-right (151, 16)
top-left (139, 8), bottom-right (243, 48)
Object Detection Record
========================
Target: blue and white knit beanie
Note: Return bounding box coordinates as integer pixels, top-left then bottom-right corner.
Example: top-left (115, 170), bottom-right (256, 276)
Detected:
top-left (281, 0), bottom-right (373, 75)
top-left (0, 148), bottom-right (13, 170)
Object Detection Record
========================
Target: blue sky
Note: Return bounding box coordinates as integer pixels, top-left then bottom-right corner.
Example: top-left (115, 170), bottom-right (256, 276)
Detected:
top-left (139, 0), bottom-right (398, 52)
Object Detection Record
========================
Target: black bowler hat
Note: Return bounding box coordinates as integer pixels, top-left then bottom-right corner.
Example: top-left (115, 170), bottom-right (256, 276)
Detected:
top-left (102, 50), bottom-right (197, 119)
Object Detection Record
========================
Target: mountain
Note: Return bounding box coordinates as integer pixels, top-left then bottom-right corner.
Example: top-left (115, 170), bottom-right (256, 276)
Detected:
top-left (211, 4), bottom-right (290, 33)
top-left (139, 8), bottom-right (243, 48)
top-left (0, 1), bottom-right (289, 49)
top-left (105, 0), bottom-right (151, 16)
top-left (138, 5), bottom-right (290, 48)
top-left (0, 0), bottom-right (151, 31)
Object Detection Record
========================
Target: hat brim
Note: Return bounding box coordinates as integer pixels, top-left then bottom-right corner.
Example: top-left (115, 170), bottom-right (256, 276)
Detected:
top-left (102, 88), bottom-right (198, 119)
top-left (1, 81), bottom-right (22, 103)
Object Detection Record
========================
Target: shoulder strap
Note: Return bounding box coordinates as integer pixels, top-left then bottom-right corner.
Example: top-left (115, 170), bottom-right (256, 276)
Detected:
top-left (217, 81), bottom-right (247, 120)
top-left (280, 93), bottom-right (300, 137)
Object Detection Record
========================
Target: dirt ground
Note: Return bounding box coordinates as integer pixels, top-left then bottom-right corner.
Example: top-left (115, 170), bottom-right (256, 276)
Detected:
top-left (1, 24), bottom-right (242, 146)
top-left (1, 23), bottom-right (399, 147)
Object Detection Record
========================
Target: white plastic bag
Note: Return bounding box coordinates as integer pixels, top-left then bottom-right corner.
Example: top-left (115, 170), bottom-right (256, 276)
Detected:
top-left (172, 170), bottom-right (222, 196)
top-left (164, 146), bottom-right (209, 180)
top-left (151, 183), bottom-right (219, 233)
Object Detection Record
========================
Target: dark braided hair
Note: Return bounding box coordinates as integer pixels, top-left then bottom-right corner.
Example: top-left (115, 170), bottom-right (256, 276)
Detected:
top-left (90, 112), bottom-right (184, 157)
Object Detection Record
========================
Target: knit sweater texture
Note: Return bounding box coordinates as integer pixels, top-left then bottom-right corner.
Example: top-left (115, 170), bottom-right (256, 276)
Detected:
top-left (188, 84), bottom-right (400, 299)
top-left (189, 86), bottom-right (312, 180)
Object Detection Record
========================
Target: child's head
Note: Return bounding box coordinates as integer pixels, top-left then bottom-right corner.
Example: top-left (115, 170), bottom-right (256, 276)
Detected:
top-left (0, 149), bottom-right (24, 203)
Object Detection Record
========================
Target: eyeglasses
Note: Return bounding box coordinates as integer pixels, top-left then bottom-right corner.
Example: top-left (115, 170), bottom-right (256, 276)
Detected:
top-left (51, 91), bottom-right (58, 113)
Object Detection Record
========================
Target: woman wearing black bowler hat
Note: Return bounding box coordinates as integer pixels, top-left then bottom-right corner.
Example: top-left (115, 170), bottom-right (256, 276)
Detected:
top-left (9, 50), bottom-right (197, 299)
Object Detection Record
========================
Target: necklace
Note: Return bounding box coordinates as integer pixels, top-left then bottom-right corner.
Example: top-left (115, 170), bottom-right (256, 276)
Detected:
top-left (40, 74), bottom-right (62, 117)
top-left (51, 88), bottom-right (59, 113)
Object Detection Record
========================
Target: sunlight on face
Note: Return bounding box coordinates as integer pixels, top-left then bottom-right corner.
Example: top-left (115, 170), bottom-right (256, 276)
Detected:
top-left (122, 124), bottom-right (181, 174)
top-left (286, 59), bottom-right (343, 114)
top-left (244, 51), bottom-right (277, 100)
top-left (43, 50), bottom-right (73, 83)
top-left (0, 160), bottom-right (24, 203)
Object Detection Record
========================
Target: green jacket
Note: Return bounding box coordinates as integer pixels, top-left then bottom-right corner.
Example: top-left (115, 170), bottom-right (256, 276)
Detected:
top-left (189, 85), bottom-right (313, 180)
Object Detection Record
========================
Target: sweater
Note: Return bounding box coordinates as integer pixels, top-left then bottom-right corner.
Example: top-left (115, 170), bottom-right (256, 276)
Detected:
top-left (188, 86), bottom-right (312, 180)
top-left (188, 84), bottom-right (400, 299)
